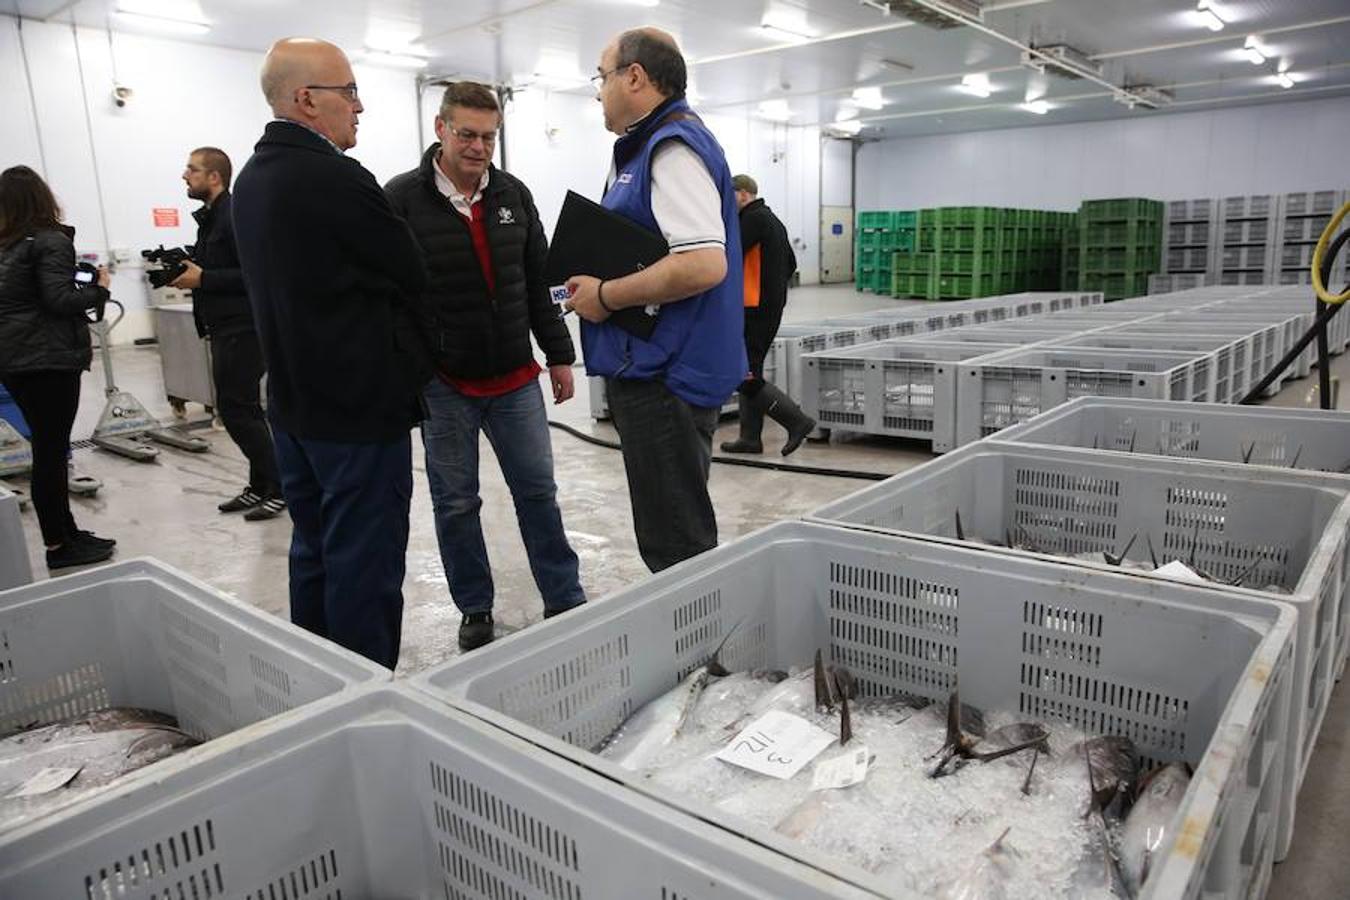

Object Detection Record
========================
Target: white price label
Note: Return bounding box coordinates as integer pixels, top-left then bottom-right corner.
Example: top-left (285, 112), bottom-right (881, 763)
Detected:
top-left (715, 710), bottom-right (835, 779)
top-left (1154, 560), bottom-right (1206, 583)
top-left (8, 766), bottom-right (82, 798)
top-left (810, 745), bottom-right (871, 791)
top-left (549, 285), bottom-right (571, 306)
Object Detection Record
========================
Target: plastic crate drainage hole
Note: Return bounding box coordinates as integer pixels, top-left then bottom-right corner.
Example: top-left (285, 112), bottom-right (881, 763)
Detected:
top-left (431, 762), bottom-right (581, 900)
top-left (84, 819), bottom-right (220, 899)
top-left (243, 849), bottom-right (341, 899)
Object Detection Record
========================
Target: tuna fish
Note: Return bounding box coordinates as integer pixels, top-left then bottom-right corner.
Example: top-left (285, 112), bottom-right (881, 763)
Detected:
top-left (1119, 763), bottom-right (1191, 894)
top-left (937, 828), bottom-right (1021, 900)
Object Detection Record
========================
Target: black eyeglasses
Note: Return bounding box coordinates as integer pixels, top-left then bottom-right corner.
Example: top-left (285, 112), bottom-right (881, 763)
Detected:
top-left (590, 63), bottom-right (633, 88)
top-left (303, 83), bottom-right (359, 102)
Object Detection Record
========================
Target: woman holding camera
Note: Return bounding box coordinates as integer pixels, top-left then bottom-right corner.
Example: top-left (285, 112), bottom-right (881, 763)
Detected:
top-left (0, 165), bottom-right (117, 570)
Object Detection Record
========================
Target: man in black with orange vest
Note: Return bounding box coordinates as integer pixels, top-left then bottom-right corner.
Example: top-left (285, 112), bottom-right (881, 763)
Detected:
top-left (720, 174), bottom-right (816, 456)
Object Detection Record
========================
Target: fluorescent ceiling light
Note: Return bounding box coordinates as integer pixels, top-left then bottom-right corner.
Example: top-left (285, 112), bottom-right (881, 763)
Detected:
top-left (358, 48), bottom-right (429, 70)
top-left (1019, 100), bottom-right (1051, 115)
top-left (759, 13), bottom-right (814, 43)
top-left (1276, 71), bottom-right (1295, 89)
top-left (111, 10), bottom-right (210, 35)
top-left (757, 99), bottom-right (794, 121)
top-left (848, 87), bottom-right (886, 110)
top-left (1243, 35), bottom-right (1268, 65)
top-left (958, 73), bottom-right (992, 98)
top-left (830, 119), bottom-right (863, 135)
top-left (626, 0), bottom-right (660, 6)
top-left (1193, 1), bottom-right (1225, 32)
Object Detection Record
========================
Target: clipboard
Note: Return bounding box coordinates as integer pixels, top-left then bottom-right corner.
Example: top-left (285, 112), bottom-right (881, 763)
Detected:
top-left (544, 190), bottom-right (668, 340)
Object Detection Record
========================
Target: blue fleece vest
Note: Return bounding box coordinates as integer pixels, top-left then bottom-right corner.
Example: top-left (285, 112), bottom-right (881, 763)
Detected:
top-left (581, 97), bottom-right (746, 408)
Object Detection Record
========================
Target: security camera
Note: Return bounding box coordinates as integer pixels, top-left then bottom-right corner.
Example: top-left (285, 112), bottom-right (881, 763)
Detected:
top-left (112, 84), bottom-right (134, 108)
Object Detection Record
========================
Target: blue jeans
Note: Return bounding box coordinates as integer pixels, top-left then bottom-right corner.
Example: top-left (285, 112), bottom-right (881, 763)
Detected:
top-left (421, 378), bottom-right (584, 616)
top-left (272, 427), bottom-right (412, 670)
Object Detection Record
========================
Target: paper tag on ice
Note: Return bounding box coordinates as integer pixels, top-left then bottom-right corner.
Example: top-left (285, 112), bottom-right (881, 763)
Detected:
top-left (715, 710), bottom-right (835, 779)
top-left (549, 285), bottom-right (571, 306)
top-left (810, 745), bottom-right (871, 791)
top-left (1154, 560), bottom-right (1206, 583)
top-left (8, 766), bottom-right (82, 798)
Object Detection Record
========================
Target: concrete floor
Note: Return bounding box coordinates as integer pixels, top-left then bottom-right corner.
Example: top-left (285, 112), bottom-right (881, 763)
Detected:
top-left (7, 283), bottom-right (1349, 895)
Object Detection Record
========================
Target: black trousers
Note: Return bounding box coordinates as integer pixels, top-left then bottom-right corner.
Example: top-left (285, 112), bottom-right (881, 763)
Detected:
top-left (1, 370), bottom-right (81, 546)
top-left (606, 377), bottom-right (719, 573)
top-left (211, 331), bottom-right (280, 495)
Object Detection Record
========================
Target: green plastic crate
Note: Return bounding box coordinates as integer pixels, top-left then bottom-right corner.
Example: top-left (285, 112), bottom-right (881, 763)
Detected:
top-left (1084, 220), bottom-right (1161, 247)
top-left (893, 251), bottom-right (935, 273)
top-left (938, 226), bottom-right (999, 251)
top-left (1082, 271), bottom-right (1150, 300)
top-left (919, 209), bottom-right (939, 230)
top-left (937, 250), bottom-right (998, 275)
top-left (1082, 245), bottom-right (1161, 272)
top-left (934, 272), bottom-right (997, 298)
top-left (938, 206), bottom-right (1003, 228)
top-left (1080, 197), bottom-right (1164, 224)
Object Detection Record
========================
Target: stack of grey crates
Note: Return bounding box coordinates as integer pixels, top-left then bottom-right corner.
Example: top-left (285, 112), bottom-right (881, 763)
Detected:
top-left (1152, 188), bottom-right (1349, 294)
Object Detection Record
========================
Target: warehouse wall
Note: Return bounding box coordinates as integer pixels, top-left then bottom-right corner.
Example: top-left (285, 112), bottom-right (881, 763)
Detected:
top-left (0, 16), bottom-right (421, 342)
top-left (856, 94), bottom-right (1350, 211)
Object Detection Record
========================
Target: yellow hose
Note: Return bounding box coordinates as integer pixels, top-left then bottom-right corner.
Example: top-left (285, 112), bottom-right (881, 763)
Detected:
top-left (1313, 200), bottom-right (1350, 304)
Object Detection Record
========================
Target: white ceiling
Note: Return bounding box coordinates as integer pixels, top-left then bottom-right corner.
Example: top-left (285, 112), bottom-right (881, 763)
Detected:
top-left (12, 0), bottom-right (1350, 138)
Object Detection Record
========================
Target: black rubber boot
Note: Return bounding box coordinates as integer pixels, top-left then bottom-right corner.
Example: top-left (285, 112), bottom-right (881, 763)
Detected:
top-left (759, 383), bottom-right (817, 457)
top-left (719, 392), bottom-right (766, 454)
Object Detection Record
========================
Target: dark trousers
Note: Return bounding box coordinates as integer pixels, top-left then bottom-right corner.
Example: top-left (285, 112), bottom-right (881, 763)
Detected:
top-left (211, 331), bottom-right (279, 495)
top-left (606, 377), bottom-right (719, 573)
top-left (272, 427), bottom-right (412, 670)
top-left (2, 370), bottom-right (80, 547)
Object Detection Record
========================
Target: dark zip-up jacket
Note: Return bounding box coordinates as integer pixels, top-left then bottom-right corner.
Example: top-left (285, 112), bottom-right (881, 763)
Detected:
top-left (739, 198), bottom-right (797, 374)
top-left (0, 225), bottom-right (105, 375)
top-left (232, 120), bottom-right (432, 443)
top-left (189, 191), bottom-right (255, 338)
top-left (383, 148), bottom-right (574, 378)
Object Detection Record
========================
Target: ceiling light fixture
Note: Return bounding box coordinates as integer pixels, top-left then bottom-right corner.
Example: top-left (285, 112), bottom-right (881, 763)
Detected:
top-left (1193, 0), bottom-right (1225, 32)
top-left (849, 87), bottom-right (886, 110)
top-left (1276, 71), bottom-right (1295, 89)
top-left (757, 99), bottom-right (795, 121)
top-left (760, 22), bottom-right (815, 43)
top-left (358, 48), bottom-right (429, 70)
top-left (958, 73), bottom-right (992, 98)
top-left (1243, 35), bottom-right (1268, 65)
top-left (830, 118), bottom-right (864, 136)
top-left (1019, 100), bottom-right (1050, 115)
top-left (111, 9), bottom-right (211, 36)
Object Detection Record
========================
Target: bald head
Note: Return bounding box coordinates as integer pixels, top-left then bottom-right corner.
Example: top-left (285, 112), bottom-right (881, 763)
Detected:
top-left (260, 38), bottom-right (363, 150)
top-left (611, 27), bottom-right (687, 98)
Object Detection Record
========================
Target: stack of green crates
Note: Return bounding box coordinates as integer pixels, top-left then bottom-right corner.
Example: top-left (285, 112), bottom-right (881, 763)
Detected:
top-left (855, 210), bottom-right (917, 294)
top-left (1069, 198), bottom-right (1163, 300)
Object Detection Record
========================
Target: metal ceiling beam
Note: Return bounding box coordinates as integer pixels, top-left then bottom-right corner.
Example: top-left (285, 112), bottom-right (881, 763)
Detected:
top-left (1090, 14), bottom-right (1350, 61)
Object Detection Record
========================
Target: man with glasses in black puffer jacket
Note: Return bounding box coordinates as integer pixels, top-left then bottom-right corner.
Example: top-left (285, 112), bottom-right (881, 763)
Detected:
top-left (385, 81), bottom-right (585, 653)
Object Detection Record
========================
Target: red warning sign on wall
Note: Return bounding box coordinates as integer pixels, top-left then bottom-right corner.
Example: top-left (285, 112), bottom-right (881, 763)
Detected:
top-left (152, 207), bottom-right (180, 227)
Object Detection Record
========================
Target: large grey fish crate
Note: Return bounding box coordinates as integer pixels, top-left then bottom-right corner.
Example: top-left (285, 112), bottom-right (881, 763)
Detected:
top-left (807, 443), bottom-right (1350, 860)
top-left (0, 558), bottom-right (389, 831)
top-left (412, 521), bottom-right (1295, 900)
top-left (0, 685), bottom-right (875, 900)
top-left (1149, 273), bottom-right (1208, 294)
top-left (1158, 311), bottom-right (1305, 381)
top-left (0, 484), bottom-right (30, 590)
top-left (953, 346), bottom-right (1216, 447)
top-left (1048, 332), bottom-right (1251, 402)
top-left (1099, 319), bottom-right (1281, 393)
top-left (801, 340), bottom-right (1014, 451)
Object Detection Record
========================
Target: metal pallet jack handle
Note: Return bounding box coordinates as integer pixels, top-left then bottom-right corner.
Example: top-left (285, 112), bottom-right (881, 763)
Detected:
top-left (1240, 203), bottom-right (1350, 408)
top-left (90, 299), bottom-right (210, 460)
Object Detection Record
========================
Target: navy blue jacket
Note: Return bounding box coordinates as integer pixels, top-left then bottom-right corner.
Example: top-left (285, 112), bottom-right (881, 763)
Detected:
top-left (232, 121), bottom-right (431, 442)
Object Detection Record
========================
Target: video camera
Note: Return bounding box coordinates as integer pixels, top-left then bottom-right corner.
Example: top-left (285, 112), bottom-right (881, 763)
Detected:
top-left (141, 244), bottom-right (194, 289)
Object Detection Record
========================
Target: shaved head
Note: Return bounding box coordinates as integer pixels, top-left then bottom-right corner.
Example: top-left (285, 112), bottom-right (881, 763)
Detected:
top-left (259, 38), bottom-right (364, 150)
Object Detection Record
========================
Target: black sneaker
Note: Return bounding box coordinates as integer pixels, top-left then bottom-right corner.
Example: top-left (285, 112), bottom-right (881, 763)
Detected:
top-left (243, 496), bottom-right (287, 522)
top-left (73, 529), bottom-right (117, 550)
top-left (47, 540), bottom-right (114, 571)
top-left (458, 612), bottom-right (495, 651)
top-left (219, 488), bottom-right (264, 513)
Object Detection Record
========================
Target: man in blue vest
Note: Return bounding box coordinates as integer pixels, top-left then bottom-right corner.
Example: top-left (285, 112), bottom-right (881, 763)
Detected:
top-left (565, 28), bottom-right (746, 573)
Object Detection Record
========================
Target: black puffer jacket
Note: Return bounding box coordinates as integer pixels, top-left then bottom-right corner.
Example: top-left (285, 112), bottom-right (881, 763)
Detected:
top-left (0, 226), bottom-right (106, 375)
top-left (384, 147), bottom-right (574, 379)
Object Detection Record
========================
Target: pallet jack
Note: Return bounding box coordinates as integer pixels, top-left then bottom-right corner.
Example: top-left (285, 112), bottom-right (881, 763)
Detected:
top-left (0, 406), bottom-right (101, 507)
top-left (89, 298), bottom-right (210, 460)
top-left (1239, 202), bottom-right (1350, 407)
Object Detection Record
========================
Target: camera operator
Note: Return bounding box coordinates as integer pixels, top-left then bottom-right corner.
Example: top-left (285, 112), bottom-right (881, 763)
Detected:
top-left (173, 147), bottom-right (284, 521)
top-left (0, 165), bottom-right (117, 570)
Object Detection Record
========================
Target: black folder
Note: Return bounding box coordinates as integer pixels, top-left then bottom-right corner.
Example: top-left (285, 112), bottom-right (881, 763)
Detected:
top-left (545, 190), bottom-right (668, 340)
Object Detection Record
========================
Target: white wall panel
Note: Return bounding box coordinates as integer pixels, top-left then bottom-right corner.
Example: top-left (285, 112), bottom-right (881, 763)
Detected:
top-left (858, 95), bottom-right (1350, 211)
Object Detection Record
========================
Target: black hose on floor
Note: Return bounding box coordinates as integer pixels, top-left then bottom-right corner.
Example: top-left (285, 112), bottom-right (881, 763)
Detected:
top-left (546, 419), bottom-right (891, 481)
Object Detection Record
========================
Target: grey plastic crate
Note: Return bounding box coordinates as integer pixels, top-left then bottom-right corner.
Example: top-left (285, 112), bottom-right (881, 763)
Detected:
top-left (0, 685), bottom-right (877, 900)
top-left (1049, 332), bottom-right (1250, 402)
top-left (1222, 195), bottom-right (1276, 221)
top-left (808, 444), bottom-right (1350, 860)
top-left (954, 346), bottom-right (1216, 447)
top-left (891, 328), bottom-right (1061, 346)
top-left (1219, 270), bottom-right (1268, 286)
top-left (1160, 312), bottom-right (1304, 382)
top-left (1282, 190), bottom-right (1343, 218)
top-left (1282, 215), bottom-right (1333, 243)
top-left (801, 340), bottom-right (1014, 450)
top-left (1166, 198), bottom-right (1215, 222)
top-left (0, 558), bottom-right (390, 832)
top-left (1222, 219), bottom-right (1272, 245)
top-left (1222, 245), bottom-right (1269, 271)
top-left (0, 484), bottom-right (30, 590)
top-left (1166, 220), bottom-right (1213, 246)
top-left (413, 521), bottom-right (1295, 900)
top-left (1166, 247), bottom-right (1212, 272)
